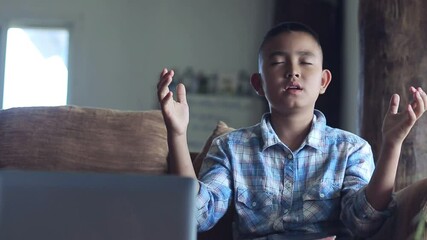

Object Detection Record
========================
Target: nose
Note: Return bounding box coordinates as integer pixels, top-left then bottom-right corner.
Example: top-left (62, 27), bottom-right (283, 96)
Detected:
top-left (286, 72), bottom-right (300, 78)
top-left (285, 63), bottom-right (300, 78)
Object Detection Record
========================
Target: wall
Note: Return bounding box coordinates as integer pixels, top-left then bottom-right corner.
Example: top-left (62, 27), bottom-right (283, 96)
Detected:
top-left (341, 0), bottom-right (360, 134)
top-left (0, 0), bottom-right (274, 110)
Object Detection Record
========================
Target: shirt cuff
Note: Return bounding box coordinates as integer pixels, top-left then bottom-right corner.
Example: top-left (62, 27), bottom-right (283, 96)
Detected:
top-left (355, 187), bottom-right (397, 221)
top-left (196, 181), bottom-right (210, 210)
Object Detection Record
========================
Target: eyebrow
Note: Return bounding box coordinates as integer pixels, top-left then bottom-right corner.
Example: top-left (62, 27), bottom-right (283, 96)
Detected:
top-left (268, 50), bottom-right (316, 59)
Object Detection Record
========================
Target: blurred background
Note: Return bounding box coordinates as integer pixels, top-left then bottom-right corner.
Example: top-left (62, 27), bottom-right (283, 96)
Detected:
top-left (0, 0), bottom-right (360, 150)
top-left (2, 0), bottom-right (426, 195)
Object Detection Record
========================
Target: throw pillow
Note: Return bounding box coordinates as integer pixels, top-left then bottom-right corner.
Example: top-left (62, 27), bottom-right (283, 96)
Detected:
top-left (193, 121), bottom-right (234, 176)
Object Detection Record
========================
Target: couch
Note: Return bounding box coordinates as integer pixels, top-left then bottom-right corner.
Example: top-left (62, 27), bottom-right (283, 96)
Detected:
top-left (0, 105), bottom-right (426, 240)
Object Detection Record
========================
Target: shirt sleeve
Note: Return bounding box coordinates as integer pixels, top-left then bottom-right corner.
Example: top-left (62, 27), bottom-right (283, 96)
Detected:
top-left (340, 141), bottom-right (396, 237)
top-left (196, 137), bottom-right (233, 232)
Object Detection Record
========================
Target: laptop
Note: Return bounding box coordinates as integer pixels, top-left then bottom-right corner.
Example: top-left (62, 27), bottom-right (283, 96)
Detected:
top-left (0, 170), bottom-right (198, 240)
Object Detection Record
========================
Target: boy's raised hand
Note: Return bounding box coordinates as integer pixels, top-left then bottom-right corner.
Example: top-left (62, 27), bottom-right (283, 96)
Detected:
top-left (157, 68), bottom-right (189, 136)
top-left (382, 86), bottom-right (427, 145)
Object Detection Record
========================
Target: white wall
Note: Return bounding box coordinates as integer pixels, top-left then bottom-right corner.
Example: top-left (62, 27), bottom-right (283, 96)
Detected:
top-left (0, 0), bottom-right (274, 110)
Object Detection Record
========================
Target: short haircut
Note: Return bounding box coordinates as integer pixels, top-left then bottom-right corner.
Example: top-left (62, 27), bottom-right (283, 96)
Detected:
top-left (259, 21), bottom-right (322, 54)
top-left (257, 22), bottom-right (323, 70)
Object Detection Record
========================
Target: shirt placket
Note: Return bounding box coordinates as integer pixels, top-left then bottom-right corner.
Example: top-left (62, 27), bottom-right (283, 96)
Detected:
top-left (281, 151), bottom-right (294, 219)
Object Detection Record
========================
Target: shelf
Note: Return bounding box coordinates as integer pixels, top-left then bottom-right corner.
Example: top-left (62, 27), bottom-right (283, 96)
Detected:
top-left (187, 94), bottom-right (266, 152)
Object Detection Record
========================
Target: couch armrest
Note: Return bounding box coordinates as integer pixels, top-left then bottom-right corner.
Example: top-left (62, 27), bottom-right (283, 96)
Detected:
top-left (369, 178), bottom-right (427, 240)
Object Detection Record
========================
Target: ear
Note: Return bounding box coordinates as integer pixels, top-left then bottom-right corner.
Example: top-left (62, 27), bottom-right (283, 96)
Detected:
top-left (250, 73), bottom-right (265, 96)
top-left (319, 69), bottom-right (332, 94)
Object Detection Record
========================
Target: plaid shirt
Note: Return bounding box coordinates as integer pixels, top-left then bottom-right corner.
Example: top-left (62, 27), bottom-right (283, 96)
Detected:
top-left (196, 110), bottom-right (393, 239)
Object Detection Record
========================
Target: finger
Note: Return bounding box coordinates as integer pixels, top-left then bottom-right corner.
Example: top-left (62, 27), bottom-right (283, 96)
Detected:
top-left (412, 91), bottom-right (425, 117)
top-left (157, 78), bottom-right (171, 101)
top-left (160, 91), bottom-right (173, 111)
top-left (418, 87), bottom-right (427, 112)
top-left (176, 83), bottom-right (187, 104)
top-left (158, 85), bottom-right (171, 102)
top-left (157, 69), bottom-right (174, 89)
top-left (388, 94), bottom-right (400, 114)
top-left (160, 68), bottom-right (168, 79)
top-left (157, 68), bottom-right (168, 89)
top-left (157, 70), bottom-right (175, 100)
top-left (407, 104), bottom-right (417, 125)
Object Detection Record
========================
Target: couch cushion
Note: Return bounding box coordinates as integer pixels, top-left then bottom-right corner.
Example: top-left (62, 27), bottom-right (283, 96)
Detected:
top-left (0, 106), bottom-right (168, 174)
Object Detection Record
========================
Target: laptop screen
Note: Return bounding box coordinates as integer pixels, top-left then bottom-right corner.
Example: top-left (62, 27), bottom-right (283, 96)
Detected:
top-left (0, 170), bottom-right (197, 240)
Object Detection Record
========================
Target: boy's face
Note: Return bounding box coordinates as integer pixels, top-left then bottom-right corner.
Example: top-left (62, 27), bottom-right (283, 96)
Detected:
top-left (251, 31), bottom-right (331, 115)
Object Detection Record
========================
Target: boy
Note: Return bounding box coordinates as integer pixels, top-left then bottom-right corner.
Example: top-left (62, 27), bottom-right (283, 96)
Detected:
top-left (156, 22), bottom-right (427, 239)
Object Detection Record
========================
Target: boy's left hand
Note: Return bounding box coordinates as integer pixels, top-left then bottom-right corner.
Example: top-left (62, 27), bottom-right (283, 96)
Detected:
top-left (382, 86), bottom-right (427, 145)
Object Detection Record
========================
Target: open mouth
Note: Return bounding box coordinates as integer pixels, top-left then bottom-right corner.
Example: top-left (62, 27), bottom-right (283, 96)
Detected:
top-left (285, 84), bottom-right (303, 91)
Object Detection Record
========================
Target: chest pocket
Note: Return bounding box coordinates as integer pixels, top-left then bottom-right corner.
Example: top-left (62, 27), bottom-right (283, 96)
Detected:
top-left (235, 187), bottom-right (275, 233)
top-left (302, 181), bottom-right (341, 222)
top-left (303, 181), bottom-right (341, 200)
top-left (236, 187), bottom-right (273, 209)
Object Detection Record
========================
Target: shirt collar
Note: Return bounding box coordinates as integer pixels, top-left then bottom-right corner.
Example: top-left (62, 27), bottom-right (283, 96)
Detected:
top-left (305, 110), bottom-right (327, 151)
top-left (260, 110), bottom-right (327, 152)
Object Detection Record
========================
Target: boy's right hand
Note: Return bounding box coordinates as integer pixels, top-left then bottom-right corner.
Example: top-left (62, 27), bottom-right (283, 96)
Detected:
top-left (157, 68), bottom-right (189, 136)
top-left (382, 86), bottom-right (426, 145)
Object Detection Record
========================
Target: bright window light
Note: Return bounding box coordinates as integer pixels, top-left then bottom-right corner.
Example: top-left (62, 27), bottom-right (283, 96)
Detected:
top-left (2, 27), bottom-right (69, 109)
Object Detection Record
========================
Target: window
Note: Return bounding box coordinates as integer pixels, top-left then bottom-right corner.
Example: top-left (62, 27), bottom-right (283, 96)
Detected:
top-left (2, 26), bottom-right (69, 109)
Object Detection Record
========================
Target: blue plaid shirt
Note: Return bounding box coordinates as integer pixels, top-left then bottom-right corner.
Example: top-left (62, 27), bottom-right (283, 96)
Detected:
top-left (196, 110), bottom-right (393, 239)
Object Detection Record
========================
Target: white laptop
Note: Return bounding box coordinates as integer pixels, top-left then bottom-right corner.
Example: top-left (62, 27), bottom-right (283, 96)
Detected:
top-left (0, 170), bottom-right (197, 240)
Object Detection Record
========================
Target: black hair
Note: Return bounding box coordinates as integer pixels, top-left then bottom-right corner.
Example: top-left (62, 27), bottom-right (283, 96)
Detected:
top-left (259, 22), bottom-right (322, 53)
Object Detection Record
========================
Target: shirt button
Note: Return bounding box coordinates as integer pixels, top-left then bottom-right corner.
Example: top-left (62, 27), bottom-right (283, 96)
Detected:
top-left (287, 154), bottom-right (293, 160)
top-left (320, 193), bottom-right (325, 198)
top-left (252, 202), bottom-right (257, 207)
